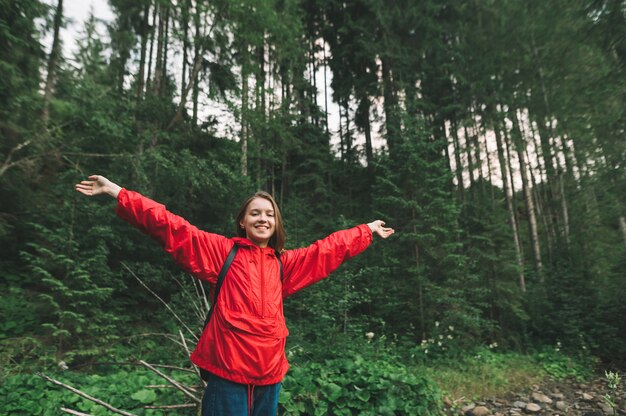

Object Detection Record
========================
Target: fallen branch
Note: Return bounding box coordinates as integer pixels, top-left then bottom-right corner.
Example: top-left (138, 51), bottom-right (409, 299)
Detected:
top-left (139, 360), bottom-right (201, 403)
top-left (151, 363), bottom-right (196, 373)
top-left (60, 408), bottom-right (93, 416)
top-left (38, 373), bottom-right (136, 416)
top-left (144, 403), bottom-right (197, 409)
top-left (122, 263), bottom-right (198, 342)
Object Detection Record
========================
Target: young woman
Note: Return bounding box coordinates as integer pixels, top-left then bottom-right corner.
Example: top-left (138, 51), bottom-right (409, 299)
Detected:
top-left (75, 175), bottom-right (394, 416)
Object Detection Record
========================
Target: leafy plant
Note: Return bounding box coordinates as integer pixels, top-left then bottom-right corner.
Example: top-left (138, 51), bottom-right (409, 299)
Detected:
top-left (279, 354), bottom-right (442, 415)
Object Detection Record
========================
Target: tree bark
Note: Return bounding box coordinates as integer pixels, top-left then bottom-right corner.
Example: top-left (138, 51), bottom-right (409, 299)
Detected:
top-left (136, 1), bottom-right (150, 104)
top-left (450, 119), bottom-right (465, 199)
top-left (241, 45), bottom-right (249, 177)
top-left (192, 1), bottom-right (201, 125)
top-left (511, 110), bottom-right (543, 276)
top-left (463, 125), bottom-right (476, 187)
top-left (145, 4), bottom-right (158, 93)
top-left (493, 109), bottom-right (525, 292)
top-left (42, 0), bottom-right (64, 126)
top-left (180, 0), bottom-right (190, 100)
top-left (152, 3), bottom-right (164, 96)
top-left (356, 96), bottom-right (373, 167)
top-left (619, 216), bottom-right (626, 249)
top-left (381, 57), bottom-right (400, 155)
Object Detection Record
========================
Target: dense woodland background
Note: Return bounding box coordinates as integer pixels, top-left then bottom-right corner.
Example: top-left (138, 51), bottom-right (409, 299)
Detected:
top-left (1, 0), bottom-right (625, 414)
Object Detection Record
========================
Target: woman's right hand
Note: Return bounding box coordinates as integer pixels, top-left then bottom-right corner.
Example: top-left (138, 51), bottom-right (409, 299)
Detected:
top-left (75, 175), bottom-right (122, 198)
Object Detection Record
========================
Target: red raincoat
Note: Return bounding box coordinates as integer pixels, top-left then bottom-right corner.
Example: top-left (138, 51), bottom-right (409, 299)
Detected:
top-left (116, 189), bottom-right (373, 385)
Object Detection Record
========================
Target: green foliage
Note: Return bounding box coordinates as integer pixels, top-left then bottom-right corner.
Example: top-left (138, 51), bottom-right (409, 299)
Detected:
top-left (0, 0), bottom-right (625, 401)
top-left (280, 355), bottom-right (442, 415)
top-left (533, 346), bottom-right (596, 382)
top-left (0, 369), bottom-right (198, 415)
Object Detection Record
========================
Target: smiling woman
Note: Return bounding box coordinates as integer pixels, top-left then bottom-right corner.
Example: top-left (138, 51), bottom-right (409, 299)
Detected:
top-left (74, 174), bottom-right (394, 416)
top-left (236, 192), bottom-right (283, 251)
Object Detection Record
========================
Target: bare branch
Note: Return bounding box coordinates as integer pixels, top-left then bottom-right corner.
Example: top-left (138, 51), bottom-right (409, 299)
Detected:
top-left (179, 329), bottom-right (203, 382)
top-left (139, 360), bottom-right (201, 403)
top-left (197, 277), bottom-right (210, 313)
top-left (122, 263), bottom-right (198, 342)
top-left (144, 404), bottom-right (197, 409)
top-left (151, 363), bottom-right (196, 373)
top-left (61, 408), bottom-right (93, 416)
top-left (38, 373), bottom-right (136, 416)
top-left (62, 152), bottom-right (126, 158)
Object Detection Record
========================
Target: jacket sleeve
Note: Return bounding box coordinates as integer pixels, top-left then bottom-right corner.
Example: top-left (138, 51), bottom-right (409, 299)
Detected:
top-left (115, 189), bottom-right (231, 284)
top-left (280, 224), bottom-right (373, 297)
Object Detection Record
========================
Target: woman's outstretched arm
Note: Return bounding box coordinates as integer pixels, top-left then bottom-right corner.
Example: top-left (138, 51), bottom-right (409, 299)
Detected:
top-left (75, 175), bottom-right (230, 283)
top-left (281, 221), bottom-right (395, 297)
top-left (75, 175), bottom-right (122, 198)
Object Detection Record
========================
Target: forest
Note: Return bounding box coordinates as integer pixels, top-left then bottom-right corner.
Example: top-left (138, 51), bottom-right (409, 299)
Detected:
top-left (1, 0), bottom-right (624, 414)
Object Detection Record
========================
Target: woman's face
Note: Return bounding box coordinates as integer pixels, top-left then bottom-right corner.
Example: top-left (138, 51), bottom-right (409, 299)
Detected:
top-left (240, 197), bottom-right (276, 248)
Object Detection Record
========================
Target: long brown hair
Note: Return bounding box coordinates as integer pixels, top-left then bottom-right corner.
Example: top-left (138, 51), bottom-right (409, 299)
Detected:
top-left (235, 191), bottom-right (285, 253)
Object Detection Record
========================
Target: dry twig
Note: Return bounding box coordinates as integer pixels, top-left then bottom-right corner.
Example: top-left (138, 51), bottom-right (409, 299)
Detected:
top-left (144, 403), bottom-right (197, 409)
top-left (60, 408), bottom-right (93, 416)
top-left (179, 329), bottom-right (203, 382)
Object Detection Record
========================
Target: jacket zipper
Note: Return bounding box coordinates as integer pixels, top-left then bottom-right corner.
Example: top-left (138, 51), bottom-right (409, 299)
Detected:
top-left (260, 248), bottom-right (265, 318)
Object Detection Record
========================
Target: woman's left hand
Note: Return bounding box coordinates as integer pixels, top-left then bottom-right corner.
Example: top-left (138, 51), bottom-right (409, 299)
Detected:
top-left (367, 220), bottom-right (395, 239)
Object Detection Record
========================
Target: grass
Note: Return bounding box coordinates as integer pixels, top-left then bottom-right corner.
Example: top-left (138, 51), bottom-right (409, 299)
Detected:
top-left (422, 349), bottom-right (549, 401)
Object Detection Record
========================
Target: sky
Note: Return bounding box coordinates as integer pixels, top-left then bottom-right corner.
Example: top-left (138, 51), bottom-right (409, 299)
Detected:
top-left (54, 0), bottom-right (114, 56)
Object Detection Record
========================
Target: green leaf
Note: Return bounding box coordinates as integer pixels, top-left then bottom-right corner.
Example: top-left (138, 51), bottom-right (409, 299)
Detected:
top-left (130, 389), bottom-right (157, 404)
top-left (322, 382), bottom-right (343, 402)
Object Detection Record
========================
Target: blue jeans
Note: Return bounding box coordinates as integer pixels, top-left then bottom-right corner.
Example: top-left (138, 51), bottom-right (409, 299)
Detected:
top-left (201, 373), bottom-right (281, 416)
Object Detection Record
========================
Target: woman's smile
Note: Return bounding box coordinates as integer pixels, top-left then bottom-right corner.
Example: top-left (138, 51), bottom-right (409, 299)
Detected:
top-left (240, 197), bottom-right (276, 247)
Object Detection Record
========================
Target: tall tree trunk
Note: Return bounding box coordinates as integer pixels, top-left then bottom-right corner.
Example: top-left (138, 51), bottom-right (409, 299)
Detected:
top-left (511, 110), bottom-right (543, 276)
top-left (619, 216), bottom-right (626, 249)
top-left (180, 0), bottom-right (190, 100)
top-left (136, 1), bottom-right (151, 104)
top-left (192, 1), bottom-right (201, 126)
top-left (241, 45), bottom-right (249, 177)
top-left (524, 145), bottom-right (554, 266)
top-left (412, 210), bottom-right (425, 340)
top-left (167, 48), bottom-right (204, 130)
top-left (145, 4), bottom-right (158, 93)
top-left (493, 109), bottom-right (525, 291)
top-left (162, 5), bottom-right (170, 92)
top-left (42, 0), bottom-right (64, 127)
top-left (381, 57), bottom-right (400, 156)
top-left (153, 3), bottom-right (164, 96)
top-left (356, 97), bottom-right (373, 166)
top-left (450, 119), bottom-right (465, 201)
top-left (338, 105), bottom-right (345, 161)
top-left (322, 43), bottom-right (329, 134)
top-left (255, 39), bottom-right (266, 189)
top-left (463, 125), bottom-right (476, 187)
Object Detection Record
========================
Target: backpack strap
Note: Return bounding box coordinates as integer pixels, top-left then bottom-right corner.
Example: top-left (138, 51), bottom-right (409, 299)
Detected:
top-left (203, 244), bottom-right (238, 329)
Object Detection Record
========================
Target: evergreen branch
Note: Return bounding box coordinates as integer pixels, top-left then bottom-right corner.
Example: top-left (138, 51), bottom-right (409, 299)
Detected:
top-left (37, 373), bottom-right (136, 416)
